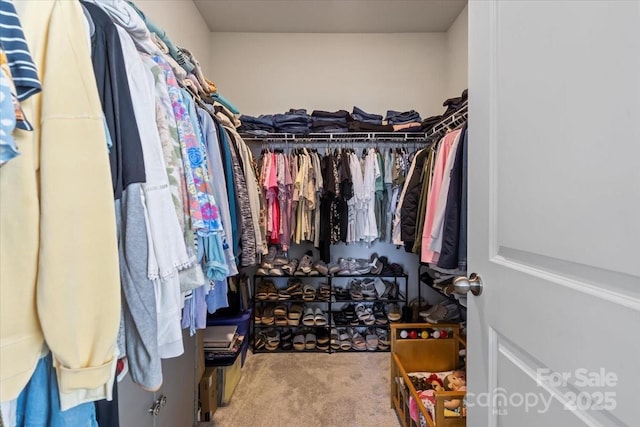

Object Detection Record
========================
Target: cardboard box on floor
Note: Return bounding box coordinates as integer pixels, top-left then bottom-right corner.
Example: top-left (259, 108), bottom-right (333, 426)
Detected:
top-left (199, 367), bottom-right (218, 421)
top-left (218, 355), bottom-right (242, 406)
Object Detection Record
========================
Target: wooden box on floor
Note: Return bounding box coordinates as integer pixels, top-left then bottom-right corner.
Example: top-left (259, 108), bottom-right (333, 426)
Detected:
top-left (390, 323), bottom-right (466, 427)
top-left (217, 355), bottom-right (242, 406)
top-left (199, 367), bottom-right (218, 421)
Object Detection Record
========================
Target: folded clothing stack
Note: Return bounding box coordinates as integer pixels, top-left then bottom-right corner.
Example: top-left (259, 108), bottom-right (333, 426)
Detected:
top-left (273, 109), bottom-right (312, 133)
top-left (385, 109), bottom-right (422, 125)
top-left (421, 88), bottom-right (468, 133)
top-left (238, 114), bottom-right (275, 134)
top-left (352, 106), bottom-right (383, 125)
top-left (348, 106), bottom-right (394, 132)
top-left (310, 110), bottom-right (351, 133)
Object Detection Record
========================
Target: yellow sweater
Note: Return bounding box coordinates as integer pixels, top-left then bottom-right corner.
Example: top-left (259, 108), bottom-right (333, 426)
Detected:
top-left (0, 0), bottom-right (120, 403)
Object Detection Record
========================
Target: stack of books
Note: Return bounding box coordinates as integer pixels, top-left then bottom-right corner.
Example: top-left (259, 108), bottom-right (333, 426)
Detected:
top-left (203, 325), bottom-right (244, 361)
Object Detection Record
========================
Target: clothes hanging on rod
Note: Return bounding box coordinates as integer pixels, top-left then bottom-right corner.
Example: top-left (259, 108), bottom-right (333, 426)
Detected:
top-left (254, 138), bottom-right (427, 261)
top-left (1, 1), bottom-right (264, 421)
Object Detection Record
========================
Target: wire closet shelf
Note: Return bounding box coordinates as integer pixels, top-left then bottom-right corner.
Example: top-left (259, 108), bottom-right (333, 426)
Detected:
top-left (239, 102), bottom-right (468, 148)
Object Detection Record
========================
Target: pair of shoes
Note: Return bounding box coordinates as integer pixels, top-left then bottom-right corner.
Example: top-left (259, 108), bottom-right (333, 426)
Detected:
top-left (264, 327), bottom-right (280, 351)
top-left (348, 328), bottom-right (367, 351)
top-left (302, 307), bottom-right (327, 326)
top-left (256, 281), bottom-right (278, 301)
top-left (282, 258), bottom-right (299, 275)
top-left (317, 283), bottom-right (331, 301)
top-left (257, 246), bottom-right (289, 275)
top-left (420, 302), bottom-right (461, 323)
top-left (294, 251), bottom-right (327, 276)
top-left (280, 328), bottom-right (293, 350)
top-left (288, 304), bottom-right (304, 326)
top-left (355, 303), bottom-right (376, 326)
top-left (274, 304), bottom-right (288, 326)
top-left (380, 261), bottom-right (404, 276)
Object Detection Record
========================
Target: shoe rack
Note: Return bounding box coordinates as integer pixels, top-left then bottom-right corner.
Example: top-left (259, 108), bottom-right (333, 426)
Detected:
top-left (417, 263), bottom-right (467, 323)
top-left (252, 272), bottom-right (408, 353)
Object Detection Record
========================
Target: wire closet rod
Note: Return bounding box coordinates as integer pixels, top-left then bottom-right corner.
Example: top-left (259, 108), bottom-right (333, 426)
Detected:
top-left (241, 132), bottom-right (429, 144)
top-left (425, 101), bottom-right (468, 140)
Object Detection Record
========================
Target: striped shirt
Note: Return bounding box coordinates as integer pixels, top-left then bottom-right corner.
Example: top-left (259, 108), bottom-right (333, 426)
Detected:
top-left (0, 0), bottom-right (41, 101)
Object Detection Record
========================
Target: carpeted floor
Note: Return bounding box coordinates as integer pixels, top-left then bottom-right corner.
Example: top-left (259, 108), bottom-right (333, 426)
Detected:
top-left (210, 351), bottom-right (401, 427)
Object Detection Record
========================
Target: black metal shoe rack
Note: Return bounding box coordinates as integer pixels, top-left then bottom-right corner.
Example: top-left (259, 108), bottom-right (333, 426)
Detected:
top-left (252, 273), bottom-right (408, 353)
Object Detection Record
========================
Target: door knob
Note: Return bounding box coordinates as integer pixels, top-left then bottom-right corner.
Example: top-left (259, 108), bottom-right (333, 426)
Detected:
top-left (149, 401), bottom-right (161, 416)
top-left (452, 273), bottom-right (483, 296)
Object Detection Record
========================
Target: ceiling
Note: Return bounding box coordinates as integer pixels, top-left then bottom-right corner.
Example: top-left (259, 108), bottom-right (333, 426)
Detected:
top-left (193, 0), bottom-right (467, 33)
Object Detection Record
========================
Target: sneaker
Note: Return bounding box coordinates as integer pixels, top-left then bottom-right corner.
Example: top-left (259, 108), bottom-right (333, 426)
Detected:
top-left (261, 246), bottom-right (277, 269)
top-left (297, 251), bottom-right (314, 275)
top-left (355, 259), bottom-right (372, 275)
top-left (273, 250), bottom-right (289, 266)
top-left (282, 258), bottom-right (299, 276)
top-left (269, 267), bottom-right (284, 276)
top-left (369, 253), bottom-right (383, 275)
top-left (256, 266), bottom-right (269, 276)
top-left (338, 258), bottom-right (354, 275)
top-left (328, 261), bottom-right (342, 275)
top-left (314, 260), bottom-right (329, 276)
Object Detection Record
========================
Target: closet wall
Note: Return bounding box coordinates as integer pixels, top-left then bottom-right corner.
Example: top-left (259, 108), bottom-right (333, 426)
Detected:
top-left (136, 0), bottom-right (211, 73)
top-left (445, 5), bottom-right (469, 97)
top-left (208, 32), bottom-right (448, 117)
top-left (207, 6), bottom-right (468, 117)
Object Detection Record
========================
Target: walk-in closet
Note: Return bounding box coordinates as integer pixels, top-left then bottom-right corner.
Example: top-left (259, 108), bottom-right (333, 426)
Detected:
top-left (1, 1), bottom-right (637, 427)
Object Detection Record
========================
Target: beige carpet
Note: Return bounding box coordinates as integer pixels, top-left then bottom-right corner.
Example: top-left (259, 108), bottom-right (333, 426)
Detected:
top-left (211, 351), bottom-right (401, 427)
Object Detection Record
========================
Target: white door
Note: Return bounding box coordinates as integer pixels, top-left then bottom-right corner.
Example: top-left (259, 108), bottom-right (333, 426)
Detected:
top-left (467, 1), bottom-right (640, 426)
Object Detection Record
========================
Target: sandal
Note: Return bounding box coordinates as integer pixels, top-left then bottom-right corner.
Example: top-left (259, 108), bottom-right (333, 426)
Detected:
top-left (274, 304), bottom-right (287, 316)
top-left (264, 328), bottom-right (280, 351)
top-left (330, 329), bottom-right (340, 350)
top-left (261, 305), bottom-right (275, 325)
top-left (254, 333), bottom-right (266, 350)
top-left (314, 307), bottom-right (327, 326)
top-left (254, 306), bottom-right (263, 323)
top-left (365, 330), bottom-right (379, 351)
top-left (386, 303), bottom-right (402, 322)
top-left (293, 332), bottom-right (306, 351)
top-left (288, 303), bottom-right (303, 317)
top-left (266, 281), bottom-right (278, 301)
top-left (339, 330), bottom-right (352, 351)
top-left (256, 282), bottom-right (268, 300)
top-left (302, 284), bottom-right (316, 301)
top-left (280, 328), bottom-right (293, 350)
top-left (305, 332), bottom-right (316, 350)
top-left (302, 307), bottom-right (316, 326)
top-left (316, 328), bottom-right (330, 345)
top-left (278, 288), bottom-right (291, 300)
top-left (350, 328), bottom-right (366, 351)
